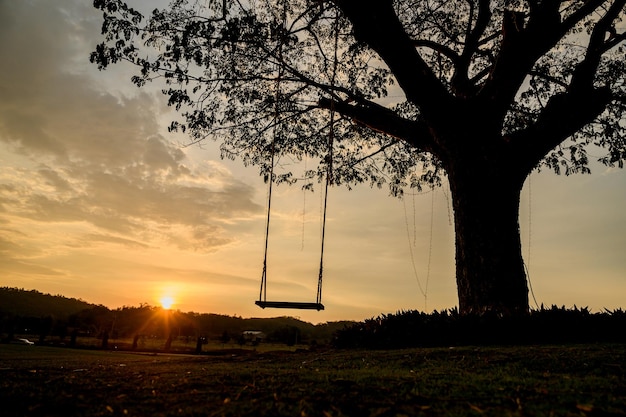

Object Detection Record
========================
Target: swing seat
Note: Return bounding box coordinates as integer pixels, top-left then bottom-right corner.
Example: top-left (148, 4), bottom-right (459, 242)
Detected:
top-left (255, 300), bottom-right (325, 310)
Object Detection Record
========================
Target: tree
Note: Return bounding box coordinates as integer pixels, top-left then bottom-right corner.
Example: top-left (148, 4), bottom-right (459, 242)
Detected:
top-left (92, 0), bottom-right (626, 315)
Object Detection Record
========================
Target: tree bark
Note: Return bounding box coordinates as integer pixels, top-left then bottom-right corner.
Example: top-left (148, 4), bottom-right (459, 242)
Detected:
top-left (447, 160), bottom-right (529, 316)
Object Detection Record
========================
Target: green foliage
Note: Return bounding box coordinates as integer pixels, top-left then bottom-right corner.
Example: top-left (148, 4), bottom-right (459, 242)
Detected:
top-left (333, 305), bottom-right (626, 349)
top-left (93, 0), bottom-right (370, 189)
top-left (92, 0), bottom-right (626, 192)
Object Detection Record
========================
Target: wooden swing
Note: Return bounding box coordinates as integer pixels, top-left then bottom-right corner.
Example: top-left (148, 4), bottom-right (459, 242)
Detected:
top-left (256, 3), bottom-right (337, 311)
top-left (255, 99), bottom-right (333, 312)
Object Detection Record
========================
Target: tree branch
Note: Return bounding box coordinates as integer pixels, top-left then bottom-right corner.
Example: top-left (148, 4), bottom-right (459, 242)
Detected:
top-left (480, 0), bottom-right (607, 112)
top-left (509, 86), bottom-right (614, 169)
top-left (514, 0), bottom-right (626, 164)
top-left (603, 31), bottom-right (626, 53)
top-left (318, 97), bottom-right (437, 154)
top-left (332, 0), bottom-right (453, 123)
top-left (451, 0), bottom-right (491, 97)
top-left (527, 70), bottom-right (569, 89)
top-left (507, 0), bottom-right (623, 167)
top-left (570, 0), bottom-right (626, 90)
top-left (411, 39), bottom-right (459, 63)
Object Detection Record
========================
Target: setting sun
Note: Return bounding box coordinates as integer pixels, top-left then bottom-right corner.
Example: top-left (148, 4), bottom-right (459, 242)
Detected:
top-left (160, 295), bottom-right (175, 310)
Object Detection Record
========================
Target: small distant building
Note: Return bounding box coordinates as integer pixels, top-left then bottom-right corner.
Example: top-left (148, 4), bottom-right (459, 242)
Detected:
top-left (242, 330), bottom-right (265, 344)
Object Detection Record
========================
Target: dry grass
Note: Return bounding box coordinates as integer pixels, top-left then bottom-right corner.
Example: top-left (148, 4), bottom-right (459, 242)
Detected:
top-left (1, 343), bottom-right (625, 416)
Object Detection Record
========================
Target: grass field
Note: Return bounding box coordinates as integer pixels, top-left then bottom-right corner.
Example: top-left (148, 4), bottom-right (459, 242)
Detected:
top-left (1, 343), bottom-right (624, 416)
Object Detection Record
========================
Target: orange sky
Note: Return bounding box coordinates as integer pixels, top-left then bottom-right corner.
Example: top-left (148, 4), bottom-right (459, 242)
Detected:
top-left (1, 0), bottom-right (625, 324)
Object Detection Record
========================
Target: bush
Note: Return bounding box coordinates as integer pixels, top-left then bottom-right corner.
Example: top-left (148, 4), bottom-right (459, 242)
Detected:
top-left (332, 306), bottom-right (626, 349)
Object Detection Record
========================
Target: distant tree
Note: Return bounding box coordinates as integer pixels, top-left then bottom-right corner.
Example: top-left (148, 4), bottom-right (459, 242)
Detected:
top-left (92, 0), bottom-right (626, 315)
top-left (53, 320), bottom-right (68, 340)
top-left (70, 329), bottom-right (78, 347)
top-left (220, 330), bottom-right (231, 346)
top-left (269, 326), bottom-right (301, 346)
top-left (101, 330), bottom-right (109, 349)
top-left (164, 333), bottom-right (173, 351)
top-left (39, 315), bottom-right (53, 343)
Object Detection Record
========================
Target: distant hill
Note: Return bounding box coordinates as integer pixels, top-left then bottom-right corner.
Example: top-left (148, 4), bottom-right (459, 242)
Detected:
top-left (0, 288), bottom-right (355, 344)
top-left (0, 287), bottom-right (95, 318)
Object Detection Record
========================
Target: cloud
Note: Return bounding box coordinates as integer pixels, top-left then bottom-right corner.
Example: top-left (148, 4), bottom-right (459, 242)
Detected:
top-left (0, 0), bottom-right (262, 264)
top-left (0, 230), bottom-right (65, 277)
top-left (79, 233), bottom-right (151, 249)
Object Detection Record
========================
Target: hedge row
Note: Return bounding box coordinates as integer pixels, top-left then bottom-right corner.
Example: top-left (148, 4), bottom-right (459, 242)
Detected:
top-left (332, 305), bottom-right (626, 348)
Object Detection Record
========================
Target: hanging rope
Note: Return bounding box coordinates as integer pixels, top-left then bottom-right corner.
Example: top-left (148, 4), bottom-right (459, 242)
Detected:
top-left (443, 178), bottom-right (453, 226)
top-left (317, 149), bottom-right (331, 305)
top-left (402, 194), bottom-right (431, 310)
top-left (403, 197), bottom-right (426, 299)
top-left (316, 8), bottom-right (340, 306)
top-left (525, 173), bottom-right (539, 309)
top-left (301, 156), bottom-right (307, 251)
top-left (258, 117), bottom-right (277, 304)
top-left (259, 0), bottom-right (287, 305)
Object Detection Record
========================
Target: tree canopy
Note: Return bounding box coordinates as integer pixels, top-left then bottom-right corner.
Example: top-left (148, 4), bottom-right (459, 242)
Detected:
top-left (92, 0), bottom-right (626, 315)
top-left (92, 0), bottom-right (625, 190)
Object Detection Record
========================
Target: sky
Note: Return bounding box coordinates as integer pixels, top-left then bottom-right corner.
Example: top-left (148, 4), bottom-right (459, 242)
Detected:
top-left (1, 0), bottom-right (625, 324)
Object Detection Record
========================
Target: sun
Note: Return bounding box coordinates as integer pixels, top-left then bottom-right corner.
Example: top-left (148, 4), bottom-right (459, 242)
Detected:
top-left (160, 295), bottom-right (175, 310)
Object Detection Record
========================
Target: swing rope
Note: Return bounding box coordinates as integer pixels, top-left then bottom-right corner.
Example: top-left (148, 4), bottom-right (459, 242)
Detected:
top-left (258, 110), bottom-right (277, 304)
top-left (257, 2), bottom-right (338, 311)
top-left (316, 8), bottom-right (340, 307)
top-left (525, 173), bottom-right (539, 309)
top-left (402, 191), bottom-right (430, 309)
top-left (316, 99), bottom-right (334, 306)
top-left (258, 0), bottom-right (286, 305)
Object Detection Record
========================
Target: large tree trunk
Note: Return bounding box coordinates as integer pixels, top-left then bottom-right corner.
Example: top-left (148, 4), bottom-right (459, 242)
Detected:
top-left (447, 161), bottom-right (530, 316)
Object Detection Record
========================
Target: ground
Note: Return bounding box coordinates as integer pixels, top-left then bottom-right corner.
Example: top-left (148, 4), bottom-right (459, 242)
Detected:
top-left (1, 344), bottom-right (625, 416)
